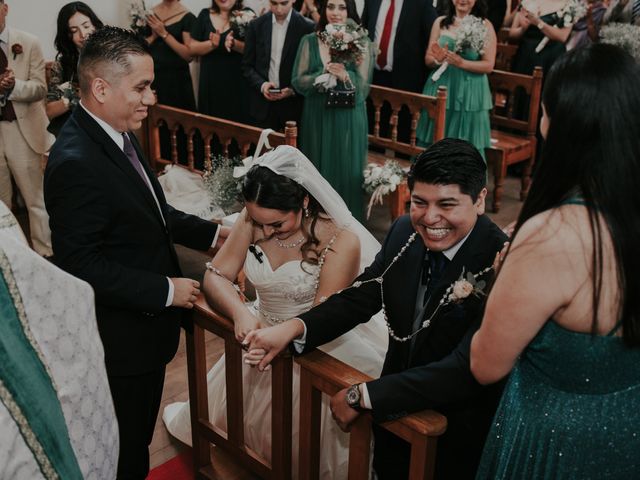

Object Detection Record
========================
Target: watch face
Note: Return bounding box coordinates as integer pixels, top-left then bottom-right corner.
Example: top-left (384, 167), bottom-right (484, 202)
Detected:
top-left (347, 385), bottom-right (360, 406)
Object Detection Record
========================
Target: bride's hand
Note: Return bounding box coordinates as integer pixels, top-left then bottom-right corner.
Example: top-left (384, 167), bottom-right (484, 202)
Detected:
top-left (234, 312), bottom-right (261, 343)
top-left (243, 319), bottom-right (305, 371)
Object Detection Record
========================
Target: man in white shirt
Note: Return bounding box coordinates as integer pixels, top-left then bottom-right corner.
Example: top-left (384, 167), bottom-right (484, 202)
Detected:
top-left (0, 0), bottom-right (53, 256)
top-left (243, 0), bottom-right (314, 130)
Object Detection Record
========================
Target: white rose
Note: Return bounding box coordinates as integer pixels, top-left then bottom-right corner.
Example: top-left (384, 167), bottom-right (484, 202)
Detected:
top-left (343, 33), bottom-right (354, 43)
top-left (370, 167), bottom-right (382, 180)
top-left (452, 280), bottom-right (474, 300)
top-left (389, 174), bottom-right (401, 185)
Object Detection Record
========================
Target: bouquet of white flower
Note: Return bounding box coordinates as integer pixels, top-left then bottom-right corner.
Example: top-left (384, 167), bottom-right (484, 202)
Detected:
top-left (534, 0), bottom-right (587, 53)
top-left (600, 23), bottom-right (640, 62)
top-left (362, 160), bottom-right (406, 219)
top-left (57, 81), bottom-right (80, 109)
top-left (432, 15), bottom-right (487, 82)
top-left (314, 19), bottom-right (369, 91)
top-left (129, 1), bottom-right (153, 36)
top-left (203, 155), bottom-right (244, 215)
top-left (230, 8), bottom-right (257, 41)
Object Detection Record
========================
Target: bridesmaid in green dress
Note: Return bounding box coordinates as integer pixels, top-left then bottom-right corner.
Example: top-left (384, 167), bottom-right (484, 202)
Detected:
top-left (416, 0), bottom-right (496, 161)
top-left (292, 0), bottom-right (373, 220)
top-left (471, 44), bottom-right (640, 479)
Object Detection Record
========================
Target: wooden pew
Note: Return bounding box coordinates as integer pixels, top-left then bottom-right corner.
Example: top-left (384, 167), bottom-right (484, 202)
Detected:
top-left (144, 104), bottom-right (298, 174)
top-left (486, 67), bottom-right (543, 212)
top-left (495, 43), bottom-right (519, 72)
top-left (188, 296), bottom-right (294, 480)
top-left (367, 85), bottom-right (448, 220)
top-left (297, 349), bottom-right (447, 480)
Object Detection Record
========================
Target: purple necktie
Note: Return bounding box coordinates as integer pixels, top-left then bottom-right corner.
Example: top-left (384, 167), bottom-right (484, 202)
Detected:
top-left (122, 133), bottom-right (149, 186)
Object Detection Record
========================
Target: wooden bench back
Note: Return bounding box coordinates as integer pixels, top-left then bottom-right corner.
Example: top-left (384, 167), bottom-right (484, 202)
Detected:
top-left (368, 85), bottom-right (447, 156)
top-left (145, 104), bottom-right (297, 173)
top-left (488, 66), bottom-right (543, 138)
top-left (495, 42), bottom-right (518, 71)
top-left (297, 349), bottom-right (447, 479)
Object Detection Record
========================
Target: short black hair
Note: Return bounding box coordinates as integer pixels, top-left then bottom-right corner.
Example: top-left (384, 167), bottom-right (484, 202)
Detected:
top-left (78, 26), bottom-right (150, 93)
top-left (408, 138), bottom-right (487, 201)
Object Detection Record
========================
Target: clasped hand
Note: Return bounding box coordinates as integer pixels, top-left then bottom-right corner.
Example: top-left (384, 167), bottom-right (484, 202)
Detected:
top-left (241, 319), bottom-right (304, 371)
top-left (146, 13), bottom-right (167, 39)
top-left (326, 62), bottom-right (349, 83)
top-left (0, 69), bottom-right (15, 95)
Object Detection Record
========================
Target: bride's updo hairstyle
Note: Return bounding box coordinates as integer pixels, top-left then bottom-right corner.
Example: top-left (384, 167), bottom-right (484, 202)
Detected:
top-left (242, 165), bottom-right (327, 266)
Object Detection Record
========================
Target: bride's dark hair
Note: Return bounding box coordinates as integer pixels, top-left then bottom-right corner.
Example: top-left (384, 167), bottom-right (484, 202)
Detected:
top-left (242, 166), bottom-right (327, 266)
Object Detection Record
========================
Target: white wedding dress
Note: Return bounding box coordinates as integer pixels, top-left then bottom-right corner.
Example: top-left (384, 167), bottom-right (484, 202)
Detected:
top-left (163, 240), bottom-right (388, 479)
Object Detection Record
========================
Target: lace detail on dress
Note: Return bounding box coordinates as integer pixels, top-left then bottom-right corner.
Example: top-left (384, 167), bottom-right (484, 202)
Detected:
top-left (247, 230), bottom-right (341, 325)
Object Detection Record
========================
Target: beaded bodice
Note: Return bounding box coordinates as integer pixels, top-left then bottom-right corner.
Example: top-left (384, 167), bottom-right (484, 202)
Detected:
top-left (243, 233), bottom-right (338, 325)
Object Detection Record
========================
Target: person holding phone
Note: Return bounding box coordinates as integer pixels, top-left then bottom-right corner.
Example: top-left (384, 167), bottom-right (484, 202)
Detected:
top-left (242, 0), bottom-right (314, 130)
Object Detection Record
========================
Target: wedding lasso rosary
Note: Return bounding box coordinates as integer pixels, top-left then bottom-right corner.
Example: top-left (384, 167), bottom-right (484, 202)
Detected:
top-left (344, 233), bottom-right (493, 342)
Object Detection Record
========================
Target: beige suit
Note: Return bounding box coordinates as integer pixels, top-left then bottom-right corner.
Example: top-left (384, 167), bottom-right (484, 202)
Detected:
top-left (0, 27), bottom-right (53, 255)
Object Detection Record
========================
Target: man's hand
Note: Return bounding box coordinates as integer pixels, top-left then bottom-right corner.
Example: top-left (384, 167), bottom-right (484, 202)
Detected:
top-left (261, 82), bottom-right (279, 101)
top-left (243, 319), bottom-right (305, 371)
top-left (0, 69), bottom-right (15, 95)
top-left (330, 388), bottom-right (361, 432)
top-left (170, 277), bottom-right (200, 308)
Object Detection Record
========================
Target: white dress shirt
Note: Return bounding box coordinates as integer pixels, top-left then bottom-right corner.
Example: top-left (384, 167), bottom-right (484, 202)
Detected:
top-left (268, 9), bottom-right (292, 88)
top-left (374, 0), bottom-right (405, 72)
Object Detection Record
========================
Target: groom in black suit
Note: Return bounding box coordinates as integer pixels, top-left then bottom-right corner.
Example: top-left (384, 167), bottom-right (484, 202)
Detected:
top-left (242, 0), bottom-right (314, 130)
top-left (44, 27), bottom-right (224, 480)
top-left (246, 138), bottom-right (507, 479)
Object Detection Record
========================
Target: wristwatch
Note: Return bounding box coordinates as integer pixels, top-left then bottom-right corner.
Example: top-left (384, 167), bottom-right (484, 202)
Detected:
top-left (537, 20), bottom-right (545, 30)
top-left (346, 383), bottom-right (363, 410)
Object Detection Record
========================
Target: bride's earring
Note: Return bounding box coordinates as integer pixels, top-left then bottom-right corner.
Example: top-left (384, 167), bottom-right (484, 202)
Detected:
top-left (304, 207), bottom-right (310, 218)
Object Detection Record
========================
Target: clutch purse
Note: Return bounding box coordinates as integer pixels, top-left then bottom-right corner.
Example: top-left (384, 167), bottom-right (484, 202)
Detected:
top-left (325, 79), bottom-right (356, 109)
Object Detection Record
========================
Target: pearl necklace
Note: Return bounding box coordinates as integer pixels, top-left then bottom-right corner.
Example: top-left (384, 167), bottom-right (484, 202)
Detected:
top-left (346, 232), bottom-right (493, 342)
top-left (275, 233), bottom-right (306, 249)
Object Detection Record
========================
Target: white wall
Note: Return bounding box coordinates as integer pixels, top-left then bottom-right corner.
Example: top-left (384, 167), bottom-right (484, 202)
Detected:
top-left (6, 0), bottom-right (210, 61)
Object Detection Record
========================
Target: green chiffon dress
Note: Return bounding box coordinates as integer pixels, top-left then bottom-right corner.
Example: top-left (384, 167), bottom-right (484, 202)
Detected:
top-left (416, 35), bottom-right (492, 161)
top-left (292, 34), bottom-right (374, 220)
top-left (476, 320), bottom-right (640, 479)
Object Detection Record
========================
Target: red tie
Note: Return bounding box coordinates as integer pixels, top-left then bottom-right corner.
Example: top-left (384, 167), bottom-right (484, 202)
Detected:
top-left (0, 45), bottom-right (17, 122)
top-left (377, 0), bottom-right (396, 69)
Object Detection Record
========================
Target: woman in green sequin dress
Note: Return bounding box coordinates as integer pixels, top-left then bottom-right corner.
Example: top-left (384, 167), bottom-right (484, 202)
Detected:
top-left (292, 0), bottom-right (373, 220)
top-left (471, 44), bottom-right (640, 479)
top-left (416, 0), bottom-right (496, 161)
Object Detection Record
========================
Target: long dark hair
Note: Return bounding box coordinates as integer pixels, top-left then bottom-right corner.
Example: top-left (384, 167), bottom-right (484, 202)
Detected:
top-left (54, 2), bottom-right (103, 82)
top-left (441, 0), bottom-right (487, 28)
top-left (210, 0), bottom-right (242, 14)
top-left (508, 44), bottom-right (640, 346)
top-left (316, 0), bottom-right (361, 32)
top-left (242, 166), bottom-right (326, 266)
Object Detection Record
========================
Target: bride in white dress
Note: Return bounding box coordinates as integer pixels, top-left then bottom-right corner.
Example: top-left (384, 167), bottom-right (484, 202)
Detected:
top-left (163, 144), bottom-right (387, 478)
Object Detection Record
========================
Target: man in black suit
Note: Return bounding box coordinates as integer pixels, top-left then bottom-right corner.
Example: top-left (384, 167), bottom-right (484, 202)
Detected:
top-left (44, 27), bottom-right (225, 480)
top-left (246, 138), bottom-right (507, 479)
top-left (362, 0), bottom-right (437, 142)
top-left (243, 0), bottom-right (314, 130)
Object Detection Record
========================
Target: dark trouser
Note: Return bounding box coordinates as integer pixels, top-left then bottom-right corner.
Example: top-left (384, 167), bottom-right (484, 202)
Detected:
top-left (108, 367), bottom-right (166, 480)
top-left (253, 96), bottom-right (303, 133)
top-left (369, 69), bottom-right (413, 145)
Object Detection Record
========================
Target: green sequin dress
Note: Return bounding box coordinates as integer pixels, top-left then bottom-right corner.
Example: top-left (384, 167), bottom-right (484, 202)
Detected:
top-left (476, 320), bottom-right (640, 479)
top-left (292, 34), bottom-right (374, 221)
top-left (416, 35), bottom-right (493, 161)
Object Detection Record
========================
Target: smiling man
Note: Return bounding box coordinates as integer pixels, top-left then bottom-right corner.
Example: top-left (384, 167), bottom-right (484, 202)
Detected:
top-left (245, 138), bottom-right (507, 479)
top-left (44, 27), bottom-right (224, 480)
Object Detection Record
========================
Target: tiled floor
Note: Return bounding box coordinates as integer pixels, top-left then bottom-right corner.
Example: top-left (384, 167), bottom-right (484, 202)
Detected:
top-left (149, 171), bottom-right (525, 475)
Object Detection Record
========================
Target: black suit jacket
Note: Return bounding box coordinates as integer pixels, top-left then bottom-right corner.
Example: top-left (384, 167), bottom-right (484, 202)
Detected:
top-left (362, 0), bottom-right (437, 92)
top-left (44, 107), bottom-right (218, 377)
top-left (242, 10), bottom-right (314, 123)
top-left (300, 214), bottom-right (507, 478)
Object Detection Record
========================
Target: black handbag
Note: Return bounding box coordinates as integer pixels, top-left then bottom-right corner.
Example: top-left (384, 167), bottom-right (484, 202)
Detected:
top-left (325, 79), bottom-right (356, 109)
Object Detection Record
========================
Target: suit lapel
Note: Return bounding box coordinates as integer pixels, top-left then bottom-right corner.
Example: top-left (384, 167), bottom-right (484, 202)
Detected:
top-left (74, 108), bottom-right (166, 227)
top-left (368, 0), bottom-right (383, 39)
top-left (395, 0), bottom-right (411, 47)
top-left (264, 14), bottom-right (274, 60)
top-left (390, 231), bottom-right (425, 338)
top-left (280, 12), bottom-right (298, 73)
top-left (412, 216), bottom-right (492, 352)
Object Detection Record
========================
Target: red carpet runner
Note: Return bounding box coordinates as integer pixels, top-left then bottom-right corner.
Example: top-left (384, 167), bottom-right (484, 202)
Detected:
top-left (147, 450), bottom-right (193, 480)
